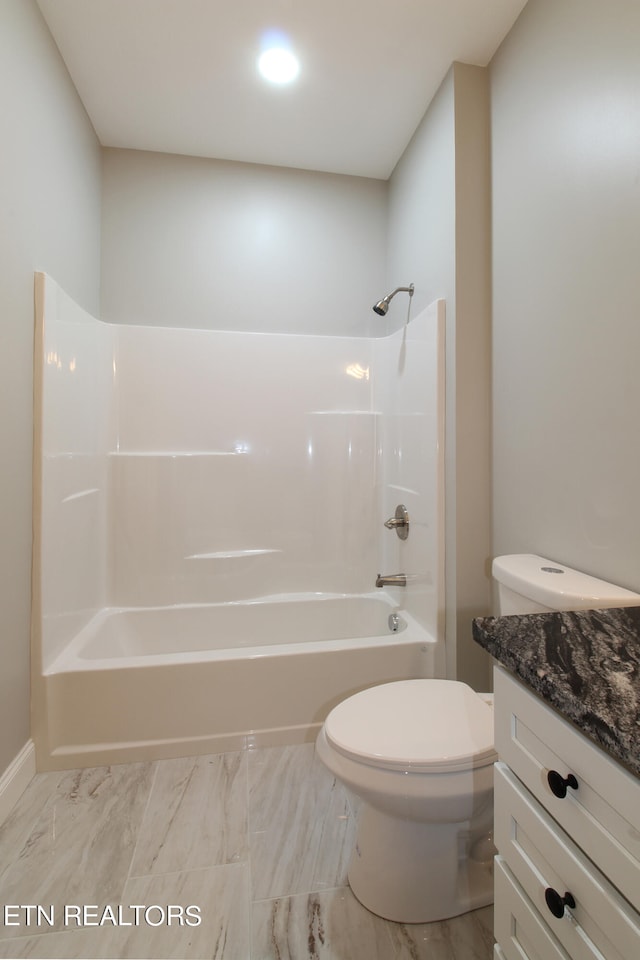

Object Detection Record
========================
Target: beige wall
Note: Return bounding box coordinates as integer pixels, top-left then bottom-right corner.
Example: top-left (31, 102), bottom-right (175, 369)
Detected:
top-left (388, 64), bottom-right (492, 689)
top-left (0, 0), bottom-right (101, 776)
top-left (101, 148), bottom-right (387, 337)
top-left (491, 0), bottom-right (640, 592)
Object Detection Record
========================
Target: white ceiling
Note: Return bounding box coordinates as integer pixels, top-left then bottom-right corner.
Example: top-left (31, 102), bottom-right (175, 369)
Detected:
top-left (36, 0), bottom-right (528, 180)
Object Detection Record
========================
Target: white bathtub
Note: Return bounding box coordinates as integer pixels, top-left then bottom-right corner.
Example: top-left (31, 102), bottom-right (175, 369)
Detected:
top-left (40, 593), bottom-right (441, 770)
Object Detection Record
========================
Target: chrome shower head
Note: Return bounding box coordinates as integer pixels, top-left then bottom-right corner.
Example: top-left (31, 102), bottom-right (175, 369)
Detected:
top-left (372, 284), bottom-right (414, 316)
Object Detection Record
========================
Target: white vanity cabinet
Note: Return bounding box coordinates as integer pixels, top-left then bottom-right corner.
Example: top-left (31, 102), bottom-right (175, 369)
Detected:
top-left (492, 665), bottom-right (640, 960)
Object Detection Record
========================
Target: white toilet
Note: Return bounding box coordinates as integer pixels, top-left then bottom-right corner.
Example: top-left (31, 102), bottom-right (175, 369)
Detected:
top-left (316, 553), bottom-right (640, 924)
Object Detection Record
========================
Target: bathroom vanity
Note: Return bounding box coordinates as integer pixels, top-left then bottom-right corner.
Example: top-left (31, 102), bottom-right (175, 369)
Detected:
top-left (473, 607), bottom-right (640, 960)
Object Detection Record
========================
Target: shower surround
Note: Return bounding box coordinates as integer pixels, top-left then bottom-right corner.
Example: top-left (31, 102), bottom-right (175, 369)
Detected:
top-left (32, 273), bottom-right (445, 770)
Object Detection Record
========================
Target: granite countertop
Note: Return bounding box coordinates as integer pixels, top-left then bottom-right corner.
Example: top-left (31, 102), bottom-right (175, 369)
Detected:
top-left (473, 606), bottom-right (640, 778)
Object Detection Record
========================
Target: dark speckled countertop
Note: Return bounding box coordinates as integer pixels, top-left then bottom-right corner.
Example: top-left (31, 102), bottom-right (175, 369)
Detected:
top-left (473, 607), bottom-right (640, 778)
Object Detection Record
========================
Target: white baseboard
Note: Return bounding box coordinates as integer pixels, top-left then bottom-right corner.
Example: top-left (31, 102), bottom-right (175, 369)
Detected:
top-left (0, 740), bottom-right (36, 827)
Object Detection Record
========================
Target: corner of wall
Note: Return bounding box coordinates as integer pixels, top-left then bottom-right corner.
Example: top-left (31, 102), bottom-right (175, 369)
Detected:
top-left (452, 62), bottom-right (493, 691)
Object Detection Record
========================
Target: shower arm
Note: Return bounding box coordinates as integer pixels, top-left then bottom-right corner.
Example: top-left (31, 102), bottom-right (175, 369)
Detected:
top-left (387, 285), bottom-right (414, 300)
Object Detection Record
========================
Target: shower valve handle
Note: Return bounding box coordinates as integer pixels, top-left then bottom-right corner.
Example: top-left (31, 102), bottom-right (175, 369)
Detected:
top-left (384, 504), bottom-right (409, 540)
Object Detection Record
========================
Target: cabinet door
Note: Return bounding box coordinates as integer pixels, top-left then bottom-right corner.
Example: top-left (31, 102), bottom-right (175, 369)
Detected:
top-left (495, 762), bottom-right (640, 960)
top-left (494, 665), bottom-right (640, 912)
top-left (495, 857), bottom-right (571, 960)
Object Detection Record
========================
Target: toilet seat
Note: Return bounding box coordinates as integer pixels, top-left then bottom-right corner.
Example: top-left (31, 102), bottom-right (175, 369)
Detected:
top-left (324, 679), bottom-right (497, 773)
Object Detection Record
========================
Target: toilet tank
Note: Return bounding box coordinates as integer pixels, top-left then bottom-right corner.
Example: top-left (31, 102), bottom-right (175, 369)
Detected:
top-left (492, 554), bottom-right (640, 615)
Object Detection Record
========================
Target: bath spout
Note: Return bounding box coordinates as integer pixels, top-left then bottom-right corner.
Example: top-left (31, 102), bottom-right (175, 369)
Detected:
top-left (376, 574), bottom-right (407, 588)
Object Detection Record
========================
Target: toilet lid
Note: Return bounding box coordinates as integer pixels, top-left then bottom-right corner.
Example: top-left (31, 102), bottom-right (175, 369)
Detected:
top-left (324, 679), bottom-right (497, 773)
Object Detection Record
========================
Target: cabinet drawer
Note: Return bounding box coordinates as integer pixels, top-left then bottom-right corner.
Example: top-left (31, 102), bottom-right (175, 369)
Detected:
top-left (495, 857), bottom-right (571, 960)
top-left (494, 665), bottom-right (640, 911)
top-left (495, 762), bottom-right (640, 960)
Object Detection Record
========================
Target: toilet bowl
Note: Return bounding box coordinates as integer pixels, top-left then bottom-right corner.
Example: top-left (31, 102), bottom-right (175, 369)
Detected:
top-left (316, 678), bottom-right (497, 923)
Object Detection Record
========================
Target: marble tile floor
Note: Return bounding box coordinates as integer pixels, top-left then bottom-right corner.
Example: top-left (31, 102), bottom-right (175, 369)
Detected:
top-left (0, 744), bottom-right (493, 960)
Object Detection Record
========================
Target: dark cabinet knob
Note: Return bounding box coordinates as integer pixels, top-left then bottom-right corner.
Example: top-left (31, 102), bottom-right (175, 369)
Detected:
top-left (547, 769), bottom-right (579, 798)
top-left (545, 887), bottom-right (576, 918)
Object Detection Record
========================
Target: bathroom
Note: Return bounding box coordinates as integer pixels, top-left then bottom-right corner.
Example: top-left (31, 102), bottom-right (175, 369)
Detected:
top-left (1, 0), bottom-right (640, 957)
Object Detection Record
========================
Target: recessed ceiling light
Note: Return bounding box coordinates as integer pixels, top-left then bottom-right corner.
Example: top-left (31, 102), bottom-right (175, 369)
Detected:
top-left (258, 46), bottom-right (300, 84)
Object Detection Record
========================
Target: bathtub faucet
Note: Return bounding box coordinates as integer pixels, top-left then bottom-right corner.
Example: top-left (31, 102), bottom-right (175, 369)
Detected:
top-left (376, 573), bottom-right (407, 588)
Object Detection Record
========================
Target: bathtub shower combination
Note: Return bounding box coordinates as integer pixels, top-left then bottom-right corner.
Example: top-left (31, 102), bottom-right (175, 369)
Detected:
top-left (32, 274), bottom-right (445, 769)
